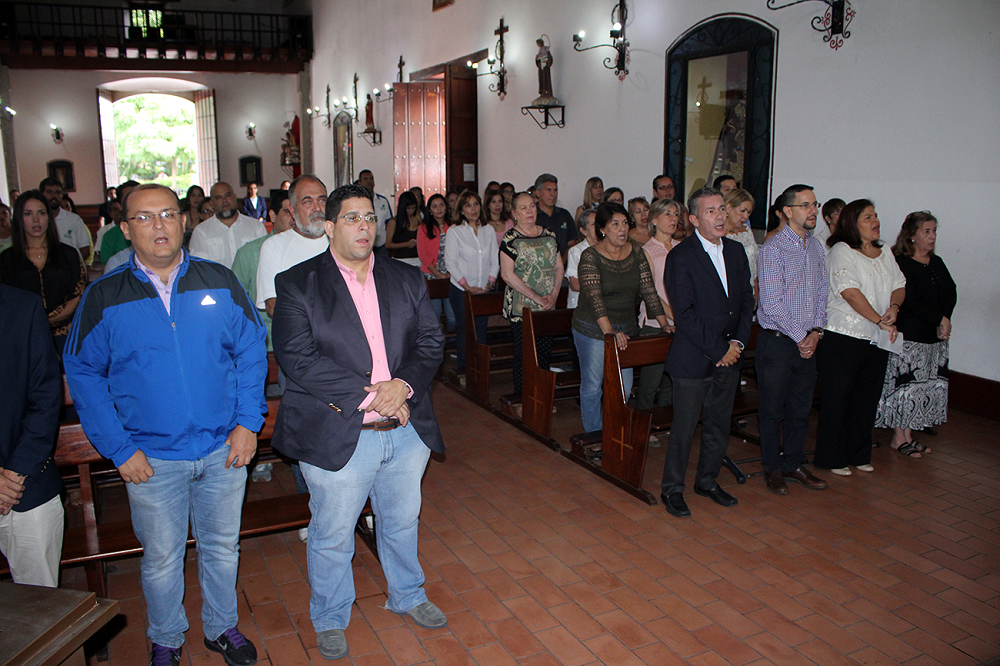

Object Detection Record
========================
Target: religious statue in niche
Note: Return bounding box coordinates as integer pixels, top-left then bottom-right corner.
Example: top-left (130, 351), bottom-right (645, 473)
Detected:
top-left (532, 35), bottom-right (560, 107)
top-left (365, 94), bottom-right (375, 131)
top-left (280, 119), bottom-right (301, 167)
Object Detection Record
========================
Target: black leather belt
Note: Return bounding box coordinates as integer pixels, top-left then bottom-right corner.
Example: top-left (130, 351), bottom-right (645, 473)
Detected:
top-left (361, 418), bottom-right (401, 431)
top-left (763, 329), bottom-right (787, 339)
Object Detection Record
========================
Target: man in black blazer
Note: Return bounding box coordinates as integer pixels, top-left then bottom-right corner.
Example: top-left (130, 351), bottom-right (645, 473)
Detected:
top-left (0, 285), bottom-right (64, 586)
top-left (660, 187), bottom-right (755, 518)
top-left (272, 184), bottom-right (445, 660)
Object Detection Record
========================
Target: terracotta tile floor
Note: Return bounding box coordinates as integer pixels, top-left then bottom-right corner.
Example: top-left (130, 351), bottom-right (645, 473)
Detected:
top-left (57, 379), bottom-right (1000, 665)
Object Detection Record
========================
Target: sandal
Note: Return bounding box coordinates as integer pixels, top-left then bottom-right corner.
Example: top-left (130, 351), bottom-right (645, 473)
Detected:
top-left (909, 440), bottom-right (931, 454)
top-left (895, 441), bottom-right (924, 458)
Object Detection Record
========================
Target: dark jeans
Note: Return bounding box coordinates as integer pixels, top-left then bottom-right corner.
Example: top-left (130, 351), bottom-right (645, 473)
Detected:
top-left (636, 324), bottom-right (672, 410)
top-left (755, 331), bottom-right (817, 472)
top-left (449, 283), bottom-right (489, 374)
top-left (814, 331), bottom-right (889, 469)
top-left (510, 319), bottom-right (553, 394)
top-left (661, 363), bottom-right (740, 496)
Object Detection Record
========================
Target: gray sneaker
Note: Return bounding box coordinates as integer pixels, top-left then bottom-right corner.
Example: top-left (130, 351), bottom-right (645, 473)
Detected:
top-left (394, 601), bottom-right (447, 628)
top-left (316, 629), bottom-right (348, 660)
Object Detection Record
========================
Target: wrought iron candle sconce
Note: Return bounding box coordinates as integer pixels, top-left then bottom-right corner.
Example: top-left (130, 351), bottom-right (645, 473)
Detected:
top-left (305, 85), bottom-right (332, 127)
top-left (573, 1), bottom-right (630, 81)
top-left (767, 0), bottom-right (854, 50)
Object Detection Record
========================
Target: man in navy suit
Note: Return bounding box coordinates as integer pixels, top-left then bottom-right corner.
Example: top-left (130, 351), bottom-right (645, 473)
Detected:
top-left (240, 182), bottom-right (267, 221)
top-left (0, 286), bottom-right (64, 586)
top-left (271, 184), bottom-right (446, 660)
top-left (660, 187), bottom-right (755, 518)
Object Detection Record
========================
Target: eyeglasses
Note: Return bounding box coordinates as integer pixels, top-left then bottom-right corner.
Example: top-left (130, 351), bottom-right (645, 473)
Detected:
top-left (787, 202), bottom-right (821, 210)
top-left (127, 210), bottom-right (182, 224)
top-left (340, 213), bottom-right (379, 224)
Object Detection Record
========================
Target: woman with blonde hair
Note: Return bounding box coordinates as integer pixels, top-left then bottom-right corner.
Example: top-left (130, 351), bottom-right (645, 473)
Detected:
top-left (574, 176), bottom-right (604, 223)
top-left (724, 188), bottom-right (758, 300)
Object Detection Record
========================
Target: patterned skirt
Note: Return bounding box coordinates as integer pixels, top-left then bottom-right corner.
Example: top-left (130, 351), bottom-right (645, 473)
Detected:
top-left (874, 339), bottom-right (949, 429)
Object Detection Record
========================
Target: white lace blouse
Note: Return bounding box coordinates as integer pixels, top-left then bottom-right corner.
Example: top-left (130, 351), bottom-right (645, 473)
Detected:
top-left (825, 242), bottom-right (906, 341)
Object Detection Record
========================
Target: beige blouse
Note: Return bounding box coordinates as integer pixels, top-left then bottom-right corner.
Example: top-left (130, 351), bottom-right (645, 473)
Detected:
top-left (825, 241), bottom-right (906, 341)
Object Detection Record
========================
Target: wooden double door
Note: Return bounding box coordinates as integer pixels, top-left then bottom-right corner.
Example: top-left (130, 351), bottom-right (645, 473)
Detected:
top-left (393, 62), bottom-right (478, 200)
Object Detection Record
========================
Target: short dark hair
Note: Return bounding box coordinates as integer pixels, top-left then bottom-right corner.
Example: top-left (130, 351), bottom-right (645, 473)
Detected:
top-left (594, 201), bottom-right (629, 240)
top-left (119, 180), bottom-right (141, 202)
top-left (122, 184), bottom-right (181, 223)
top-left (500, 182), bottom-right (515, 192)
top-left (38, 177), bottom-right (62, 192)
top-left (653, 174), bottom-right (672, 189)
top-left (325, 184), bottom-right (371, 221)
top-left (358, 169), bottom-right (373, 178)
top-left (533, 173), bottom-right (557, 190)
top-left (828, 199), bottom-right (879, 249)
top-left (822, 197), bottom-right (846, 221)
top-left (778, 184), bottom-right (814, 210)
top-left (268, 190), bottom-right (290, 215)
top-left (712, 175), bottom-right (736, 189)
top-left (601, 187), bottom-right (624, 203)
top-left (288, 174), bottom-right (327, 209)
top-left (11, 190), bottom-right (57, 259)
top-left (687, 186), bottom-right (723, 218)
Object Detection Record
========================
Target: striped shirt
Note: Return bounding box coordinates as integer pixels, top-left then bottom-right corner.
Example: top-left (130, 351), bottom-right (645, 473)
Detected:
top-left (757, 225), bottom-right (827, 343)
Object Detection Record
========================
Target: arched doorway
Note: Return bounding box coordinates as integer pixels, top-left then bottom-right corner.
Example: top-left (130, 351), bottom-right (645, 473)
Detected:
top-left (664, 16), bottom-right (776, 230)
top-left (98, 77), bottom-right (218, 193)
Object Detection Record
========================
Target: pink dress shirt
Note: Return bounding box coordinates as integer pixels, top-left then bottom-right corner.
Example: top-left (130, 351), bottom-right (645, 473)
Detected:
top-left (333, 250), bottom-right (408, 423)
top-left (135, 255), bottom-right (182, 315)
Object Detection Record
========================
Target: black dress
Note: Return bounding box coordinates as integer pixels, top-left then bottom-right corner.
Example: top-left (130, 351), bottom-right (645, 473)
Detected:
top-left (875, 254), bottom-right (957, 429)
top-left (0, 243), bottom-right (86, 349)
top-left (390, 217), bottom-right (420, 259)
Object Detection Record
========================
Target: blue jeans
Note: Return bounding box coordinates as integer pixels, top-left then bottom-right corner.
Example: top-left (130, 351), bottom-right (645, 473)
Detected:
top-left (300, 425), bottom-right (432, 631)
top-left (430, 297), bottom-right (457, 330)
top-left (573, 329), bottom-right (633, 433)
top-left (126, 445), bottom-right (246, 649)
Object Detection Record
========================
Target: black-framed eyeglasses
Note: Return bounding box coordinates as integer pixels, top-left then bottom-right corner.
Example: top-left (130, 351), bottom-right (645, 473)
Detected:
top-left (127, 210), bottom-right (183, 224)
top-left (787, 202), bottom-right (821, 210)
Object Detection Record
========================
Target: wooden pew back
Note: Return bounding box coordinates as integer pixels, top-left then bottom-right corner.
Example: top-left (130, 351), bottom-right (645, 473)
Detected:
top-left (464, 291), bottom-right (505, 403)
top-left (600, 333), bottom-right (673, 488)
top-left (521, 307), bottom-right (577, 437)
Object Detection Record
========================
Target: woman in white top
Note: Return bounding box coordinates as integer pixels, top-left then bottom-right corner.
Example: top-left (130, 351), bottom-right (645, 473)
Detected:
top-left (724, 188), bottom-right (758, 302)
top-left (444, 191), bottom-right (499, 374)
top-left (815, 199), bottom-right (906, 476)
top-left (636, 198), bottom-right (681, 412)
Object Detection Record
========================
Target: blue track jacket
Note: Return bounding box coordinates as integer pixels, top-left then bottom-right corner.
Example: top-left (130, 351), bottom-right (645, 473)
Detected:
top-left (64, 251), bottom-right (267, 467)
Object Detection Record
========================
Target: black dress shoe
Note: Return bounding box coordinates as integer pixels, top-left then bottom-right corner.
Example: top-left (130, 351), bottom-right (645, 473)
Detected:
top-left (765, 470), bottom-right (789, 495)
top-left (660, 493), bottom-right (691, 517)
top-left (694, 484), bottom-right (738, 507)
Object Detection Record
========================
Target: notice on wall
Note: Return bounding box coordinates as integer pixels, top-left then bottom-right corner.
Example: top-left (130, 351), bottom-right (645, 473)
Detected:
top-left (463, 163), bottom-right (475, 182)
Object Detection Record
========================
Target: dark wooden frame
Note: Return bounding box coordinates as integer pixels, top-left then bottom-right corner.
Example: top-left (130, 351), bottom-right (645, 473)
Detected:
top-left (47, 159), bottom-right (75, 192)
top-left (238, 155), bottom-right (262, 186)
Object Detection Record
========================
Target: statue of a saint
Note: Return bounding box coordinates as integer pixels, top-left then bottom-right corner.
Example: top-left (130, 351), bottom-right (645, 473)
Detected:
top-left (365, 94), bottom-right (375, 131)
top-left (532, 37), bottom-right (560, 107)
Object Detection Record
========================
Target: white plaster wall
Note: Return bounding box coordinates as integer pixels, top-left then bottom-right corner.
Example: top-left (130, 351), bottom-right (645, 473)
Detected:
top-left (7, 69), bottom-right (300, 200)
top-left (309, 0), bottom-right (1000, 381)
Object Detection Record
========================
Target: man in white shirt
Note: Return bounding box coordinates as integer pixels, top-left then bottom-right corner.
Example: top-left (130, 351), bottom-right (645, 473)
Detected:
top-left (256, 175), bottom-right (330, 318)
top-left (189, 181), bottom-right (267, 269)
top-left (40, 178), bottom-right (91, 262)
top-left (358, 169), bottom-right (393, 254)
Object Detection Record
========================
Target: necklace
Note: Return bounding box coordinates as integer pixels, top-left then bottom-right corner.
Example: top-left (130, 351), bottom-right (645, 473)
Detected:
top-left (603, 240), bottom-right (627, 260)
top-left (27, 243), bottom-right (47, 262)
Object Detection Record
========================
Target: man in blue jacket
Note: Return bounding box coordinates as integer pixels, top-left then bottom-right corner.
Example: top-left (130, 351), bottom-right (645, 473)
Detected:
top-left (64, 184), bottom-right (267, 666)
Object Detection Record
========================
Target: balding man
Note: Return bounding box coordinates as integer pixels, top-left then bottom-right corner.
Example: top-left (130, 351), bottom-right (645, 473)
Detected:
top-left (65, 183), bottom-right (266, 666)
top-left (190, 181), bottom-right (267, 269)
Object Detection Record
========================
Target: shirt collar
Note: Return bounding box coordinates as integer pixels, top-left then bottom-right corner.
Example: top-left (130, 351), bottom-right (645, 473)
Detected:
top-left (134, 252), bottom-right (183, 286)
top-left (331, 249), bottom-right (375, 283)
top-left (695, 229), bottom-right (723, 254)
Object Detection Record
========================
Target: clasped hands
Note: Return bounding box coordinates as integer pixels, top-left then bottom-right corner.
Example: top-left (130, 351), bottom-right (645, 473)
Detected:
top-left (716, 340), bottom-right (742, 367)
top-left (797, 331), bottom-right (820, 359)
top-left (878, 305), bottom-right (899, 343)
top-left (363, 379), bottom-right (411, 426)
top-left (0, 467), bottom-right (26, 516)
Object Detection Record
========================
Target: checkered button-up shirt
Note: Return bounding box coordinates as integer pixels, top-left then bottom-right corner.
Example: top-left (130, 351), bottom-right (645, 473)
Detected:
top-left (757, 225), bottom-right (827, 343)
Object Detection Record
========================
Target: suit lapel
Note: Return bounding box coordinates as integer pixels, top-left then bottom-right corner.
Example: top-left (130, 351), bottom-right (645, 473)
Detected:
top-left (691, 236), bottom-right (728, 300)
top-left (722, 240), bottom-right (742, 306)
top-left (317, 252), bottom-right (371, 367)
top-left (372, 257), bottom-right (398, 370)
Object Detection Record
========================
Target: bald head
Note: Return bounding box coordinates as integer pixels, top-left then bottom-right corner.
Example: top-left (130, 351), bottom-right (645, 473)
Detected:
top-left (210, 182), bottom-right (237, 221)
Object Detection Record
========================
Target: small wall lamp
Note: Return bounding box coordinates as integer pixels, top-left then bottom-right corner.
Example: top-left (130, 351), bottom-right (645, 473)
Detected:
top-left (573, 1), bottom-right (630, 81)
top-left (246, 123), bottom-right (256, 140)
top-left (50, 124), bottom-right (63, 143)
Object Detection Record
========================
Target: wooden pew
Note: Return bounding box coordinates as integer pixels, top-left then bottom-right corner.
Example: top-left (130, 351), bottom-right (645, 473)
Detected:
top-left (562, 328), bottom-right (764, 504)
top-left (463, 291), bottom-right (507, 403)
top-left (425, 277), bottom-right (451, 301)
top-left (503, 306), bottom-right (581, 441)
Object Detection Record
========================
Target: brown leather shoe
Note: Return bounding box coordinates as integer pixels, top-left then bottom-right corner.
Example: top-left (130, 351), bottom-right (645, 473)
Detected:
top-left (783, 467), bottom-right (828, 490)
top-left (765, 470), bottom-right (789, 495)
